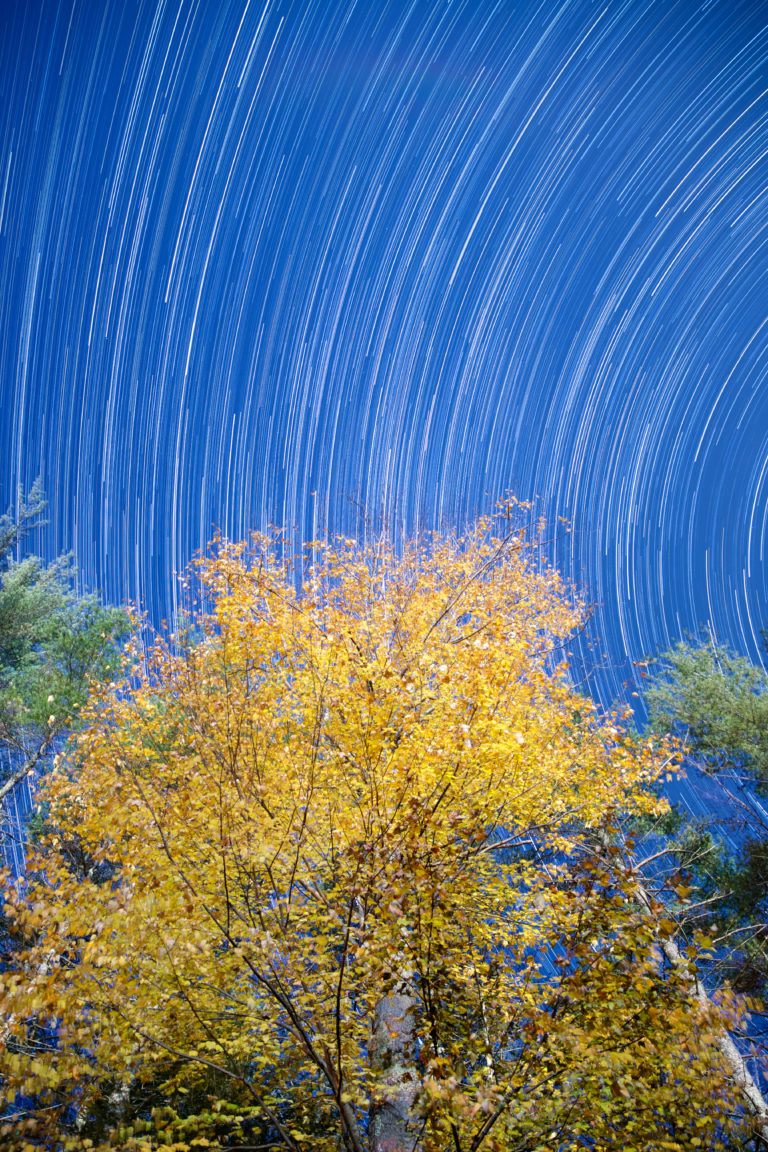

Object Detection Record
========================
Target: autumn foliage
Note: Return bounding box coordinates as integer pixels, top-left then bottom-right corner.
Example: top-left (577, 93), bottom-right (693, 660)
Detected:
top-left (0, 515), bottom-right (750, 1149)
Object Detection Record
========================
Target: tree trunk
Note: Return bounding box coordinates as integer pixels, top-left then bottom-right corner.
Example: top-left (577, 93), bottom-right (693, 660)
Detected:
top-left (0, 739), bottom-right (50, 804)
top-left (369, 979), bottom-right (420, 1152)
top-left (602, 832), bottom-right (768, 1147)
top-left (638, 882), bottom-right (768, 1145)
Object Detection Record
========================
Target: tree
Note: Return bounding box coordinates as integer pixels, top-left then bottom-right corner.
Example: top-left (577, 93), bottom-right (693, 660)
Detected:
top-left (644, 637), bottom-right (768, 1024)
top-left (0, 483), bottom-right (130, 860)
top-left (0, 518), bottom-right (753, 1150)
top-left (645, 639), bottom-right (768, 784)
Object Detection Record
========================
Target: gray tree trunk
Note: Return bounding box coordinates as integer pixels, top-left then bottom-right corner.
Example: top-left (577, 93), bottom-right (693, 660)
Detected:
top-left (638, 883), bottom-right (768, 1145)
top-left (369, 980), bottom-right (420, 1152)
top-left (601, 831), bottom-right (768, 1147)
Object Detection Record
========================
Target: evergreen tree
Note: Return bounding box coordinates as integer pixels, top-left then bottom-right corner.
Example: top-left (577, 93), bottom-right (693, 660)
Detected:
top-left (645, 636), bottom-right (768, 1001)
top-left (0, 483), bottom-right (129, 849)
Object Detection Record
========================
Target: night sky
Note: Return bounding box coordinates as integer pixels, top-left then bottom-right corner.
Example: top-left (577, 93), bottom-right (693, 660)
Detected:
top-left (2, 0), bottom-right (768, 705)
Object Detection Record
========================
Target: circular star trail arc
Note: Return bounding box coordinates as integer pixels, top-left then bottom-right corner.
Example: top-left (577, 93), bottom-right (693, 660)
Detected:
top-left (1, 0), bottom-right (768, 703)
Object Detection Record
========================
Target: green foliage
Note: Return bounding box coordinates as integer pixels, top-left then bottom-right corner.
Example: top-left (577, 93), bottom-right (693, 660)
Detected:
top-left (646, 637), bottom-right (768, 783)
top-left (0, 554), bottom-right (130, 754)
top-left (0, 484), bottom-right (131, 870)
top-left (644, 635), bottom-right (768, 1001)
top-left (0, 478), bottom-right (46, 565)
top-left (0, 483), bottom-right (130, 745)
top-left (627, 803), bottom-right (683, 838)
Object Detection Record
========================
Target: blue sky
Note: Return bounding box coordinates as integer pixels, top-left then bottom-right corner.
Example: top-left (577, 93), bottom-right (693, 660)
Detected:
top-left (2, 0), bottom-right (768, 703)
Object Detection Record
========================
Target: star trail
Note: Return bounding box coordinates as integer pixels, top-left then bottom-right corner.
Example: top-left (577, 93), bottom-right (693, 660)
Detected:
top-left (2, 0), bottom-right (768, 704)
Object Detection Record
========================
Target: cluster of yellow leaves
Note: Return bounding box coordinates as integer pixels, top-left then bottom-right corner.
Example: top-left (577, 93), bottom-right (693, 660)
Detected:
top-left (0, 515), bottom-right (750, 1150)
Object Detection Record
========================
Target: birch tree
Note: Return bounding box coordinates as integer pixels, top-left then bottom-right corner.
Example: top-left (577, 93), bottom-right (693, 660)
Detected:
top-left (0, 516), bottom-right (752, 1150)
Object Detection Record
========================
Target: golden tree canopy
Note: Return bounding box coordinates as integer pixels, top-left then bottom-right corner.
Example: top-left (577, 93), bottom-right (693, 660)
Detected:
top-left (0, 515), bottom-right (749, 1150)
